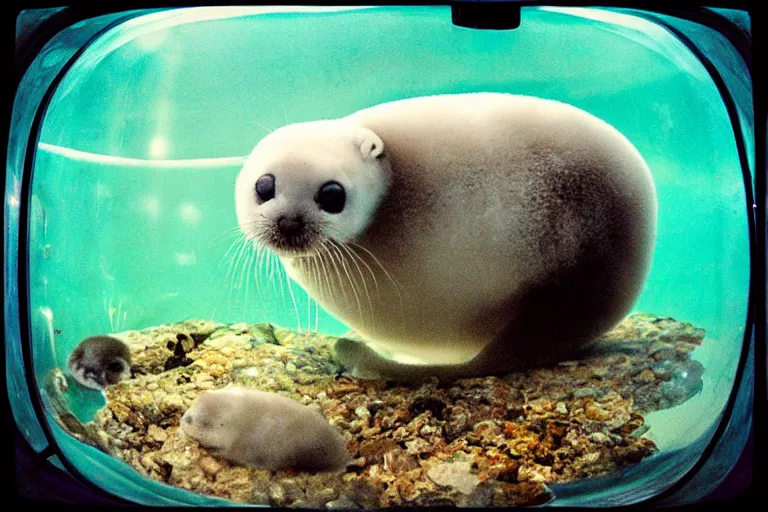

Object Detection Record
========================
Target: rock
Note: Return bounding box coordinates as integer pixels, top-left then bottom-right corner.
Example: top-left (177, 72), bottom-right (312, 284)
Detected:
top-left (326, 498), bottom-right (359, 509)
top-left (517, 465), bottom-right (550, 482)
top-left (198, 456), bottom-right (222, 476)
top-left (630, 424), bottom-right (651, 438)
top-left (582, 452), bottom-right (601, 464)
top-left (649, 341), bottom-right (675, 356)
top-left (158, 393), bottom-right (185, 413)
top-left (315, 487), bottom-right (338, 504)
top-left (146, 424), bottom-right (168, 444)
top-left (427, 460), bottom-right (480, 495)
top-left (466, 481), bottom-right (495, 507)
top-left (267, 484), bottom-right (286, 505)
top-left (633, 369), bottom-right (656, 383)
top-left (252, 489), bottom-right (270, 505)
top-left (574, 387), bottom-right (596, 398)
top-left (404, 438), bottom-right (433, 456)
top-left (585, 402), bottom-right (611, 421)
top-left (382, 448), bottom-right (419, 472)
top-left (588, 432), bottom-right (612, 444)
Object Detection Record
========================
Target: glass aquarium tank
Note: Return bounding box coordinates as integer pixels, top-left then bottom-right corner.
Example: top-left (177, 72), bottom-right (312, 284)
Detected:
top-left (6, 3), bottom-right (758, 508)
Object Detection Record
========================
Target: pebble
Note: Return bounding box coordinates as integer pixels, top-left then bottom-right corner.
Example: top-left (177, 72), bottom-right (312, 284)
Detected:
top-left (588, 432), bottom-right (612, 444)
top-left (404, 438), bottom-right (432, 455)
top-left (146, 424), bottom-right (168, 443)
top-left (585, 402), bottom-right (611, 421)
top-left (427, 460), bottom-right (480, 494)
top-left (630, 424), bottom-right (651, 438)
top-left (574, 387), bottom-right (596, 398)
top-left (267, 484), bottom-right (285, 504)
top-left (252, 490), bottom-right (269, 505)
top-left (158, 394), bottom-right (185, 411)
top-left (518, 465), bottom-right (548, 483)
top-left (316, 488), bottom-right (338, 503)
top-left (648, 341), bottom-right (674, 355)
top-left (633, 369), bottom-right (656, 383)
top-left (583, 452), bottom-right (601, 463)
top-left (198, 456), bottom-right (222, 476)
top-left (330, 417), bottom-right (350, 429)
top-left (420, 424), bottom-right (439, 436)
top-left (326, 498), bottom-right (359, 509)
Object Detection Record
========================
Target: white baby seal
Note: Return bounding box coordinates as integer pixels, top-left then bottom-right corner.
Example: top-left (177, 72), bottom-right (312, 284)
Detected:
top-left (234, 93), bottom-right (657, 382)
top-left (181, 386), bottom-right (351, 472)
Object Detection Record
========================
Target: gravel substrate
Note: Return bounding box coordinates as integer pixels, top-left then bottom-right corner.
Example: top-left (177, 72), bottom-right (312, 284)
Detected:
top-left (44, 312), bottom-right (706, 507)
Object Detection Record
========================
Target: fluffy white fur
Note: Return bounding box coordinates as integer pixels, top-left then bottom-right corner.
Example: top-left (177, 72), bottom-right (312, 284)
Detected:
top-left (234, 93), bottom-right (657, 382)
top-left (181, 387), bottom-right (351, 472)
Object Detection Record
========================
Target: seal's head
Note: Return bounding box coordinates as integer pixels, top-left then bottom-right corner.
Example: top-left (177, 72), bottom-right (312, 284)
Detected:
top-left (181, 387), bottom-right (242, 450)
top-left (67, 335), bottom-right (132, 390)
top-left (235, 120), bottom-right (391, 257)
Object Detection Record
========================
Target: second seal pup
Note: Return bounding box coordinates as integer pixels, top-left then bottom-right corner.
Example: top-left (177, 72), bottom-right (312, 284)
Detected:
top-left (67, 335), bottom-right (132, 390)
top-left (181, 386), bottom-right (351, 472)
top-left (234, 93), bottom-right (658, 382)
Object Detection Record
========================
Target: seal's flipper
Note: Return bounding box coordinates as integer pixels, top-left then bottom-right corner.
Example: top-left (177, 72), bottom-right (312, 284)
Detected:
top-left (332, 309), bottom-right (587, 384)
top-left (333, 336), bottom-right (494, 384)
top-left (333, 337), bottom-right (387, 380)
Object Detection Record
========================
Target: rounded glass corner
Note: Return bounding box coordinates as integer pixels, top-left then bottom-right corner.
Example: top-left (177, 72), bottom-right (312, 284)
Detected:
top-left (13, 5), bottom-right (753, 507)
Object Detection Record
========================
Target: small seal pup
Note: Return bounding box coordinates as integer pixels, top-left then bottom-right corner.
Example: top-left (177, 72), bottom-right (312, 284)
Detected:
top-left (67, 335), bottom-right (132, 390)
top-left (234, 92), bottom-right (658, 382)
top-left (180, 386), bottom-right (351, 472)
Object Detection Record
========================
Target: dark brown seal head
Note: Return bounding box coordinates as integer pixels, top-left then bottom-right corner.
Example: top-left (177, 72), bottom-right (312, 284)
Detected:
top-left (67, 335), bottom-right (132, 390)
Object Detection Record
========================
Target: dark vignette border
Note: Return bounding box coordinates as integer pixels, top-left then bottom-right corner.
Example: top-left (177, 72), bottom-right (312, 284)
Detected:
top-left (628, 9), bottom-right (756, 505)
top-left (9, 1), bottom-right (761, 506)
top-left (15, 8), bottom-right (160, 504)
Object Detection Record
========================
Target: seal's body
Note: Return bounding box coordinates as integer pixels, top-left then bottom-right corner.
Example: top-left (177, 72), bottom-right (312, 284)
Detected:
top-left (235, 93), bottom-right (657, 382)
top-left (67, 335), bottom-right (132, 390)
top-left (181, 387), bottom-right (351, 472)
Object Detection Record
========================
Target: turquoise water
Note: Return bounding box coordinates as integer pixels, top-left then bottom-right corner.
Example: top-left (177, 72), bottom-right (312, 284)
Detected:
top-left (15, 5), bottom-right (751, 506)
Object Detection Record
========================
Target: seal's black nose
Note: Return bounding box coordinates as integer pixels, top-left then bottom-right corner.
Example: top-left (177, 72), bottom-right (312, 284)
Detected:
top-left (277, 215), bottom-right (304, 235)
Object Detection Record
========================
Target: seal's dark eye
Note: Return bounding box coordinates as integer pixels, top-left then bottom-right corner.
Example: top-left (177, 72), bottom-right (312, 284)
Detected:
top-left (255, 174), bottom-right (275, 203)
top-left (106, 361), bottom-right (123, 373)
top-left (316, 181), bottom-right (345, 214)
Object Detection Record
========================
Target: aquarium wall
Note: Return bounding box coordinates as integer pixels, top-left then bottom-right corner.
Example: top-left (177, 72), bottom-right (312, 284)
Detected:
top-left (6, 4), bottom-right (754, 507)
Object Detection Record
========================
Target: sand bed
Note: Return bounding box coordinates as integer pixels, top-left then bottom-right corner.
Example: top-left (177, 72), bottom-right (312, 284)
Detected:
top-left (45, 312), bottom-right (705, 507)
